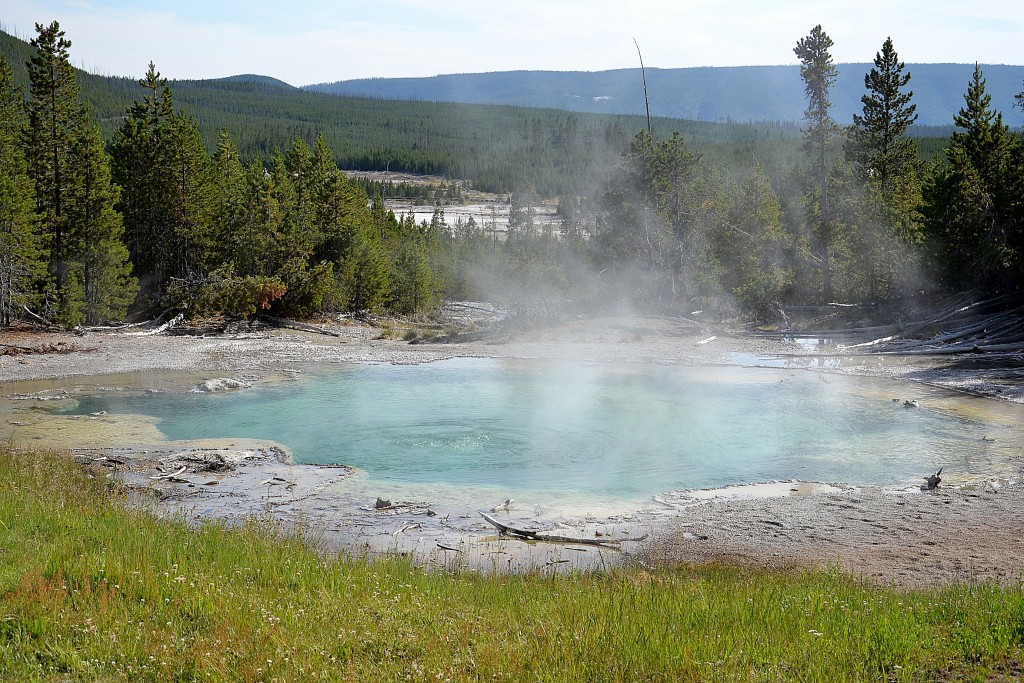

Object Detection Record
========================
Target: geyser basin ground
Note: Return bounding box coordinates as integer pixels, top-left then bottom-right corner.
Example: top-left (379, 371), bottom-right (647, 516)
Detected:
top-left (57, 357), bottom-right (1021, 501)
top-left (3, 320), bottom-right (1024, 583)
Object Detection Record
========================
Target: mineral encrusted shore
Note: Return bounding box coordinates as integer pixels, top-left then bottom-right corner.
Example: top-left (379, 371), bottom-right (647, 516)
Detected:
top-left (2, 317), bottom-right (1022, 585)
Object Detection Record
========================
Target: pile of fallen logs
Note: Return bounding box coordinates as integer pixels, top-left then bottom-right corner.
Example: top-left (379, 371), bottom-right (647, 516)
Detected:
top-left (847, 293), bottom-right (1024, 356)
top-left (757, 293), bottom-right (1024, 357)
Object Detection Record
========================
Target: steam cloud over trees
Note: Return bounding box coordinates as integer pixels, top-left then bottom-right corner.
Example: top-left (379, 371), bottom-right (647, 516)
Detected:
top-left (1, 21), bottom-right (1023, 329)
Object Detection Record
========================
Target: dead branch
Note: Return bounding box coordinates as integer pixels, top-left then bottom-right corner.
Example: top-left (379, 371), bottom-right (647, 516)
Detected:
top-left (21, 305), bottom-right (52, 328)
top-left (150, 466), bottom-right (187, 480)
top-left (479, 512), bottom-right (646, 547)
top-left (260, 315), bottom-right (341, 337)
top-left (436, 543), bottom-right (464, 554)
top-left (123, 312), bottom-right (184, 337)
top-left (633, 37), bottom-right (653, 139)
top-left (81, 308), bottom-right (173, 332)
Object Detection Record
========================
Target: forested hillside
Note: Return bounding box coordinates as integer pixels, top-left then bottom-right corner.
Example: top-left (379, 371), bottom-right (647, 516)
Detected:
top-left (0, 28), bottom-right (772, 196)
top-left (1, 28), bottom-right (942, 198)
top-left (309, 64), bottom-right (1024, 128)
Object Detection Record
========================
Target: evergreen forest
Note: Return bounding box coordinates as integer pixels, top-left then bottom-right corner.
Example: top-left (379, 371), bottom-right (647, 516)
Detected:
top-left (1, 22), bottom-right (1023, 329)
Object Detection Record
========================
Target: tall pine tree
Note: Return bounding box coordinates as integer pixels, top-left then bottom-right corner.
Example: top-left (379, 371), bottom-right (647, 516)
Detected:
top-left (844, 37), bottom-right (923, 301)
top-left (69, 113), bottom-right (139, 324)
top-left (923, 65), bottom-right (1021, 288)
top-left (24, 20), bottom-right (81, 323)
top-left (846, 38), bottom-right (918, 197)
top-left (0, 55), bottom-right (44, 326)
top-left (109, 62), bottom-right (175, 294)
top-left (110, 63), bottom-right (212, 295)
top-left (794, 25), bottom-right (839, 302)
top-left (22, 23), bottom-right (138, 325)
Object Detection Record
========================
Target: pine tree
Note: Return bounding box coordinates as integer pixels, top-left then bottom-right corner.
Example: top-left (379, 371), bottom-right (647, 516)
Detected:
top-left (594, 130), bottom-right (660, 270)
top-left (846, 38), bottom-right (918, 196)
top-left (109, 62), bottom-right (175, 292)
top-left (308, 133), bottom-right (362, 263)
top-left (844, 38), bottom-right (923, 301)
top-left (343, 238), bottom-right (391, 313)
top-left (69, 114), bottom-right (138, 324)
top-left (110, 63), bottom-right (212, 292)
top-left (24, 20), bottom-right (82, 321)
top-left (0, 55), bottom-right (44, 326)
top-left (166, 113), bottom-right (214, 278)
top-left (23, 23), bottom-right (139, 326)
top-left (794, 25), bottom-right (839, 302)
top-left (391, 237), bottom-right (436, 314)
top-left (951, 65), bottom-right (1012, 189)
top-left (266, 149), bottom-right (302, 266)
top-left (281, 138), bottom-right (319, 261)
top-left (240, 155), bottom-right (281, 277)
top-left (593, 129), bottom-right (721, 310)
top-left (720, 166), bottom-right (791, 318)
top-left (923, 65), bottom-right (1021, 288)
top-left (210, 130), bottom-right (247, 268)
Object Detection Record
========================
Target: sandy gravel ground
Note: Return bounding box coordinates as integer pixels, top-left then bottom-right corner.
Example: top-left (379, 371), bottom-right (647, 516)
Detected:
top-left (2, 316), bottom-right (1022, 586)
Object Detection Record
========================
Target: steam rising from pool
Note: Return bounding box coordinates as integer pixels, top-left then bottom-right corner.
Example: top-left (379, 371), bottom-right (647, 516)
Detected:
top-left (63, 358), bottom-right (1016, 499)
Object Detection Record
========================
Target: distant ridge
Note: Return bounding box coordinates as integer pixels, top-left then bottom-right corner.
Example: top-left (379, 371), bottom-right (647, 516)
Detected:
top-left (216, 74), bottom-right (296, 91)
top-left (306, 64), bottom-right (1024, 127)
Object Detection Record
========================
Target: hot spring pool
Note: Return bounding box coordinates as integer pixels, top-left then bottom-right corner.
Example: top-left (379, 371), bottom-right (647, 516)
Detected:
top-left (58, 357), bottom-right (1021, 499)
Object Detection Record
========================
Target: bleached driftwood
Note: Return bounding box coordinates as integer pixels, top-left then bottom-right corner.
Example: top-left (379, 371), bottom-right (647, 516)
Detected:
top-left (21, 305), bottom-right (52, 327)
top-left (841, 333), bottom-right (901, 350)
top-left (150, 466), bottom-right (187, 480)
top-left (489, 498), bottom-right (514, 513)
top-left (479, 512), bottom-right (646, 547)
top-left (81, 308), bottom-right (173, 332)
top-left (124, 313), bottom-right (184, 336)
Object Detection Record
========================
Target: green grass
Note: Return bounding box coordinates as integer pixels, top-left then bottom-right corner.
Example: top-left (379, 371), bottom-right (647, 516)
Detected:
top-left (2, 448), bottom-right (1023, 681)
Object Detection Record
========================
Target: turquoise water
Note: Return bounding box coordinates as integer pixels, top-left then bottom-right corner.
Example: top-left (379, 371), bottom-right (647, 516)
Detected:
top-left (59, 358), bottom-right (1014, 497)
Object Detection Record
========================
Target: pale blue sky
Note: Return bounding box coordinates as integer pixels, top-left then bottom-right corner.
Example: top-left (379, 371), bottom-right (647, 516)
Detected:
top-left (4, 0), bottom-right (1022, 85)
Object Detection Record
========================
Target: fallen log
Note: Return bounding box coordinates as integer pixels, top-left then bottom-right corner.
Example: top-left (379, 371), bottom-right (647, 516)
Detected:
top-left (842, 333), bottom-right (901, 350)
top-left (124, 313), bottom-right (184, 337)
top-left (479, 512), bottom-right (646, 547)
top-left (882, 314), bottom-right (1016, 350)
top-left (872, 341), bottom-right (1024, 356)
top-left (898, 296), bottom-right (1022, 339)
top-left (21, 305), bottom-right (52, 328)
top-left (260, 315), bottom-right (341, 337)
top-left (0, 343), bottom-right (36, 354)
top-left (81, 308), bottom-right (173, 332)
top-left (645, 314), bottom-right (704, 327)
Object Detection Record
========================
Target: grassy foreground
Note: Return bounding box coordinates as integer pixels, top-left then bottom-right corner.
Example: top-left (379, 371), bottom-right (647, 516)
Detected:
top-left (1, 449), bottom-right (1023, 682)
